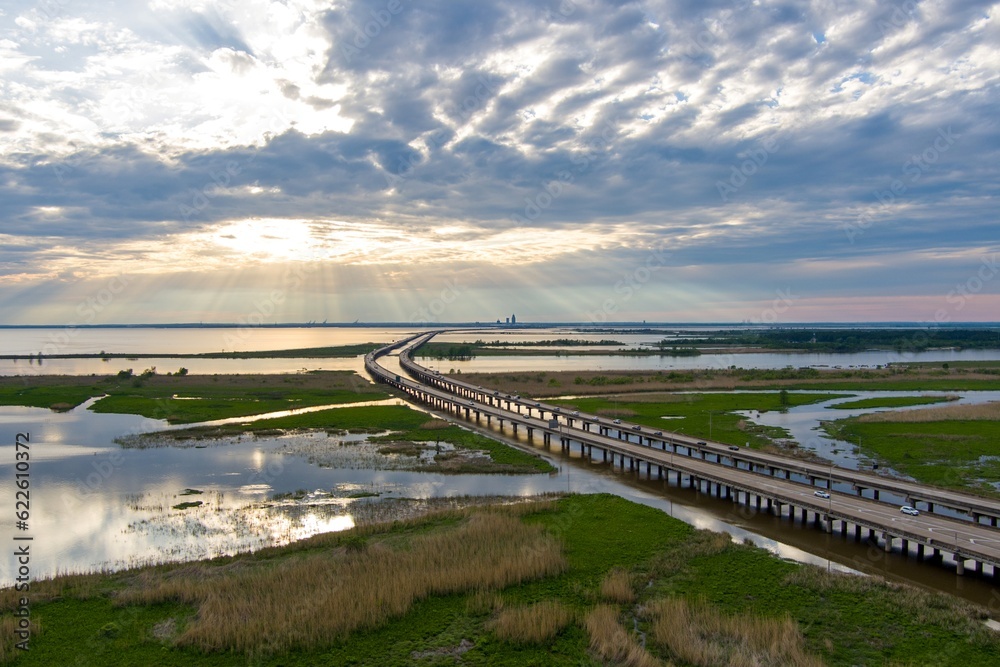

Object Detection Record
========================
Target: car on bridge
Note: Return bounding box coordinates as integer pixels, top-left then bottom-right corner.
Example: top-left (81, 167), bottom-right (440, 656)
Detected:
top-left (900, 505), bottom-right (920, 516)
top-left (612, 419), bottom-right (622, 424)
top-left (814, 490), bottom-right (831, 499)
top-left (631, 425), bottom-right (641, 431)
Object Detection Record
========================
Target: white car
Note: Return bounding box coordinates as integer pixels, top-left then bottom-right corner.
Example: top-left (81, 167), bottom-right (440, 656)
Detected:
top-left (814, 490), bottom-right (831, 499)
top-left (900, 505), bottom-right (919, 516)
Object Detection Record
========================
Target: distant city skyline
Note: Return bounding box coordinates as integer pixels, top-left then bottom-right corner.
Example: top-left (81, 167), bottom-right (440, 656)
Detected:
top-left (0, 1), bottom-right (997, 324)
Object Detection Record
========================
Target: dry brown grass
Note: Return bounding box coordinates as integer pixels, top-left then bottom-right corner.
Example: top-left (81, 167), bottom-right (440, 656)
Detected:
top-left (115, 511), bottom-right (566, 653)
top-left (487, 600), bottom-right (574, 644)
top-left (461, 366), bottom-right (1000, 398)
top-left (601, 569), bottom-right (637, 604)
top-left (0, 571), bottom-right (109, 612)
top-left (647, 597), bottom-right (823, 667)
top-left (858, 401), bottom-right (1000, 422)
top-left (585, 605), bottom-right (663, 667)
top-left (0, 615), bottom-right (39, 663)
top-left (596, 407), bottom-right (638, 418)
top-left (0, 617), bottom-right (18, 663)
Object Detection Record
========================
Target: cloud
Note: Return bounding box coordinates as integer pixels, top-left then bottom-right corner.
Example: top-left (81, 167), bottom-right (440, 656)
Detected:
top-left (0, 0), bottom-right (998, 323)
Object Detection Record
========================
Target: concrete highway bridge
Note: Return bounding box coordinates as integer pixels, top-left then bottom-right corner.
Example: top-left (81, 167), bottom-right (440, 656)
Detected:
top-left (365, 332), bottom-right (1000, 578)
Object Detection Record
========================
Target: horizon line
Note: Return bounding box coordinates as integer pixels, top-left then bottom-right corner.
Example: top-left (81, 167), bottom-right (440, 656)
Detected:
top-left (1, 322), bottom-right (999, 329)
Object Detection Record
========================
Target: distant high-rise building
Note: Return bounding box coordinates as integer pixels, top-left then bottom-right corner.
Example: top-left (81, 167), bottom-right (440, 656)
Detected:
top-left (505, 317), bottom-right (510, 324)
top-left (511, 313), bottom-right (516, 325)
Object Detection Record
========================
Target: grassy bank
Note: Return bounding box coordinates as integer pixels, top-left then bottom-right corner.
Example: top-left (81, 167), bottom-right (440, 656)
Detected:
top-left (2, 494), bottom-right (995, 666)
top-left (0, 376), bottom-right (107, 411)
top-left (415, 341), bottom-right (700, 359)
top-left (459, 364), bottom-right (1000, 397)
top-left (128, 404), bottom-right (556, 474)
top-left (667, 327), bottom-right (1000, 353)
top-left (823, 403), bottom-right (1000, 496)
top-left (547, 392), bottom-right (846, 450)
top-left (827, 395), bottom-right (957, 409)
top-left (0, 372), bottom-right (388, 422)
top-left (370, 421), bottom-right (554, 473)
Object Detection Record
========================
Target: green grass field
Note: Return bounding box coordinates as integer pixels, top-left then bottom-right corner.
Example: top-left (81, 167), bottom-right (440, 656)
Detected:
top-left (2, 495), bottom-right (995, 666)
top-left (158, 404), bottom-right (433, 437)
top-left (0, 371), bottom-right (389, 422)
top-left (135, 404), bottom-right (557, 474)
top-left (0, 383), bottom-right (105, 410)
top-left (548, 392), bottom-right (847, 449)
top-left (824, 418), bottom-right (1000, 496)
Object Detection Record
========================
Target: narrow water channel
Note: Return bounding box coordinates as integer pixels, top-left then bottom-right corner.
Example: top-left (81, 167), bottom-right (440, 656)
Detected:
top-left (376, 354), bottom-right (1000, 614)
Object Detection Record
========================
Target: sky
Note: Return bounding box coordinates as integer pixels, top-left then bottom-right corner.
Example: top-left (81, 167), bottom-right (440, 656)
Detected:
top-left (0, 0), bottom-right (997, 325)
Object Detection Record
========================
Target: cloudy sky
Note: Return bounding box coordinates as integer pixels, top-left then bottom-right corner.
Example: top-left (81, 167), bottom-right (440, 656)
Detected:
top-left (0, 0), bottom-right (997, 325)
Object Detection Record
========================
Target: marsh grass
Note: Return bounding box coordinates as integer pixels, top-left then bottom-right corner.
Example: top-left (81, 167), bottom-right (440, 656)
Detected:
top-left (600, 569), bottom-right (636, 604)
top-left (0, 616), bottom-right (37, 662)
top-left (647, 597), bottom-right (823, 667)
top-left (825, 411), bottom-right (1000, 494)
top-left (828, 395), bottom-right (958, 410)
top-left (89, 371), bottom-right (387, 423)
top-left (648, 529), bottom-right (733, 577)
top-left (487, 600), bottom-right (574, 644)
top-left (3, 494), bottom-right (997, 666)
top-left (115, 511), bottom-right (566, 653)
top-left (0, 571), bottom-right (109, 612)
top-left (371, 423), bottom-right (554, 473)
top-left (460, 364), bottom-right (1000, 398)
top-left (858, 400), bottom-right (1000, 422)
top-left (549, 392), bottom-right (843, 450)
top-left (585, 605), bottom-right (661, 667)
top-left (782, 568), bottom-right (992, 637)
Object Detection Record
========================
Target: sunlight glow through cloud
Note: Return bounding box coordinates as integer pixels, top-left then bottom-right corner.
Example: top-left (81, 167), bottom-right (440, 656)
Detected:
top-left (0, 0), bottom-right (997, 323)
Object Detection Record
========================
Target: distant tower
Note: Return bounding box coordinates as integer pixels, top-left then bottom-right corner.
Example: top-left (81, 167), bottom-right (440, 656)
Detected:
top-left (505, 317), bottom-right (510, 324)
top-left (511, 313), bottom-right (516, 325)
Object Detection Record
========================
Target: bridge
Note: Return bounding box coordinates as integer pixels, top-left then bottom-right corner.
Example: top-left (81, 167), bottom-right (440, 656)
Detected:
top-left (365, 332), bottom-right (1000, 578)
